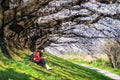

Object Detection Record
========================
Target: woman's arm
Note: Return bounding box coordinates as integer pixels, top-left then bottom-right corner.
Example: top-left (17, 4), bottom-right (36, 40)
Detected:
top-left (41, 56), bottom-right (47, 60)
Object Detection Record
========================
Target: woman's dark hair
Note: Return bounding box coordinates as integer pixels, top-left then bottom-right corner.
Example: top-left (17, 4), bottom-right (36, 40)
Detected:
top-left (38, 47), bottom-right (44, 50)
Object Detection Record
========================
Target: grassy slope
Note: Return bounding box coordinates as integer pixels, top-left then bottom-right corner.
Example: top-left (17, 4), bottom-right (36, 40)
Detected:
top-left (70, 58), bottom-right (120, 75)
top-left (61, 54), bottom-right (120, 75)
top-left (0, 51), bottom-right (113, 80)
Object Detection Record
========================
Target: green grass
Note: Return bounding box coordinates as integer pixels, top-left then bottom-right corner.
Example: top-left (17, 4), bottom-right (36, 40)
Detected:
top-left (0, 51), bottom-right (113, 80)
top-left (68, 58), bottom-right (120, 75)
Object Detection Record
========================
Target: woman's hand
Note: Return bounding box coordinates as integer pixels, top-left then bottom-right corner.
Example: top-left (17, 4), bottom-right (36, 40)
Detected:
top-left (41, 56), bottom-right (47, 59)
top-left (44, 56), bottom-right (47, 59)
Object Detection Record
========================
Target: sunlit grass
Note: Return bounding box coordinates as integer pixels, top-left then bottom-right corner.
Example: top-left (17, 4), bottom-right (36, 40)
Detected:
top-left (68, 56), bottom-right (120, 75)
top-left (0, 51), bottom-right (113, 80)
top-left (85, 59), bottom-right (120, 75)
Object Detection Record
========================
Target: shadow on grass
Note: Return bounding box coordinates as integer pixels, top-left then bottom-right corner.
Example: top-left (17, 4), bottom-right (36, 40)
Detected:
top-left (33, 67), bottom-right (52, 75)
top-left (48, 60), bottom-right (92, 79)
top-left (24, 53), bottom-right (113, 80)
top-left (0, 68), bottom-right (34, 80)
top-left (48, 57), bottom-right (113, 80)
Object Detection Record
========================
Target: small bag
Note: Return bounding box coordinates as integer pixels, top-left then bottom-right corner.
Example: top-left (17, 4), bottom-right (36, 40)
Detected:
top-left (29, 54), bottom-right (33, 61)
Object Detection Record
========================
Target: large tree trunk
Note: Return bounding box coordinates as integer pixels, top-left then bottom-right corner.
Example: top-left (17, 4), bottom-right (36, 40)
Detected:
top-left (0, 0), bottom-right (11, 57)
top-left (0, 8), bottom-right (4, 39)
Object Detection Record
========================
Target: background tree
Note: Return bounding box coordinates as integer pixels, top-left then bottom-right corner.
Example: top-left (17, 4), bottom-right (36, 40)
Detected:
top-left (102, 39), bottom-right (120, 69)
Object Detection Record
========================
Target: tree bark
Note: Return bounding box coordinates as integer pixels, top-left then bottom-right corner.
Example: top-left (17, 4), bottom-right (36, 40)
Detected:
top-left (0, 0), bottom-right (11, 58)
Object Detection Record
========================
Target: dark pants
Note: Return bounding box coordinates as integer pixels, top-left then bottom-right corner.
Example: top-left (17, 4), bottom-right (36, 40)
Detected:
top-left (37, 60), bottom-right (46, 67)
top-left (31, 58), bottom-right (46, 67)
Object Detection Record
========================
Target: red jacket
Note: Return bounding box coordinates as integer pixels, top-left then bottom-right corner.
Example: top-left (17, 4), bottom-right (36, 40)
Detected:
top-left (33, 51), bottom-right (43, 62)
